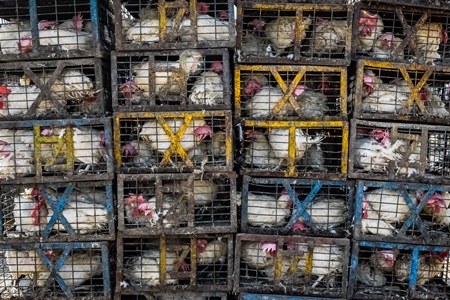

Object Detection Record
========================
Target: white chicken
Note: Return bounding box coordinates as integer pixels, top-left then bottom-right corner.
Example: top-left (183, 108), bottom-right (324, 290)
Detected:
top-left (188, 61), bottom-right (224, 106)
top-left (372, 32), bottom-right (404, 60)
top-left (0, 84), bottom-right (45, 117)
top-left (196, 239), bottom-right (228, 265)
top-left (0, 136), bottom-right (35, 179)
top-left (361, 201), bottom-right (395, 236)
top-left (395, 251), bottom-right (448, 285)
top-left (356, 10), bottom-right (384, 53)
top-left (124, 249), bottom-right (185, 286)
top-left (364, 188), bottom-right (413, 224)
top-left (0, 19), bottom-right (31, 54)
top-left (241, 242), bottom-right (276, 270)
top-left (121, 140), bottom-right (156, 167)
top-left (245, 82), bottom-right (294, 119)
top-left (5, 249), bottom-right (53, 281)
top-left (244, 130), bottom-right (281, 169)
top-left (420, 85), bottom-right (450, 118)
top-left (414, 23), bottom-right (448, 63)
top-left (125, 8), bottom-right (174, 43)
top-left (308, 19), bottom-right (348, 56)
top-left (182, 179), bottom-right (219, 207)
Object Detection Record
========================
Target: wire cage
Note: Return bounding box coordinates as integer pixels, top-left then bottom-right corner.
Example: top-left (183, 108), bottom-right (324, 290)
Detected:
top-left (356, 0), bottom-right (450, 10)
top-left (239, 176), bottom-right (353, 237)
top-left (349, 60), bottom-right (450, 125)
top-left (234, 65), bottom-right (348, 123)
top-left (351, 3), bottom-right (450, 65)
top-left (348, 241), bottom-right (450, 300)
top-left (117, 172), bottom-right (237, 235)
top-left (348, 118), bottom-right (450, 184)
top-left (235, 1), bottom-right (352, 66)
top-left (112, 49), bottom-right (231, 112)
top-left (237, 120), bottom-right (348, 179)
top-left (0, 0), bottom-right (113, 62)
top-left (234, 234), bottom-right (350, 298)
top-left (0, 181), bottom-right (114, 243)
top-left (116, 292), bottom-right (228, 300)
top-left (0, 241), bottom-right (111, 300)
top-left (114, 111), bottom-right (233, 173)
top-left (116, 233), bottom-right (234, 293)
top-left (353, 180), bottom-right (450, 245)
top-left (114, 0), bottom-right (236, 51)
top-left (239, 294), bottom-right (347, 300)
top-left (0, 117), bottom-right (114, 184)
top-left (0, 58), bottom-right (110, 120)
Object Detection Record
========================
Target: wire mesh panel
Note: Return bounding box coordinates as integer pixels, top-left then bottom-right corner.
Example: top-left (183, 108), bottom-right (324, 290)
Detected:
top-left (358, 0), bottom-right (450, 10)
top-left (114, 111), bottom-right (233, 173)
top-left (114, 0), bottom-right (236, 51)
top-left (116, 234), bottom-right (233, 293)
top-left (239, 294), bottom-right (346, 300)
top-left (117, 172), bottom-right (237, 235)
top-left (0, 241), bottom-right (111, 300)
top-left (349, 60), bottom-right (450, 125)
top-left (0, 117), bottom-right (114, 184)
top-left (234, 234), bottom-right (350, 297)
top-left (351, 3), bottom-right (450, 65)
top-left (235, 65), bottom-right (347, 123)
top-left (237, 120), bottom-right (348, 179)
top-left (0, 58), bottom-right (110, 120)
top-left (348, 119), bottom-right (450, 184)
top-left (112, 49), bottom-right (231, 112)
top-left (354, 180), bottom-right (450, 245)
top-left (235, 1), bottom-right (352, 66)
top-left (0, 181), bottom-right (114, 243)
top-left (116, 292), bottom-right (228, 300)
top-left (239, 176), bottom-right (353, 237)
top-left (348, 241), bottom-right (450, 300)
top-left (0, 0), bottom-right (113, 61)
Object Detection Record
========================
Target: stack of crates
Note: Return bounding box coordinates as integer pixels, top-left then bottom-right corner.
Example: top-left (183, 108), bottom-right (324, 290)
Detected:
top-left (0, 0), bottom-right (115, 299)
top-left (111, 0), bottom-right (237, 299)
top-left (347, 0), bottom-right (450, 299)
top-left (233, 0), bottom-right (352, 299)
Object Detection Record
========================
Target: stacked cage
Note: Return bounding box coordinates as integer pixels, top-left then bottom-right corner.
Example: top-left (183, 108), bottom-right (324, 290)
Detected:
top-left (111, 1), bottom-right (237, 299)
top-left (234, 0), bottom-right (352, 298)
top-left (0, 0), bottom-right (115, 299)
top-left (348, 1), bottom-right (450, 299)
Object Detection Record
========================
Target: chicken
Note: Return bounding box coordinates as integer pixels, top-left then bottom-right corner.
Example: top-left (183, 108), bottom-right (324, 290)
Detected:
top-left (0, 19), bottom-right (31, 54)
top-left (197, 239), bottom-right (228, 265)
top-left (356, 10), bottom-right (384, 53)
top-left (372, 32), bottom-right (404, 60)
top-left (243, 130), bottom-right (280, 169)
top-left (298, 144), bottom-right (326, 172)
top-left (121, 140), bottom-right (157, 167)
top-left (291, 243), bottom-right (344, 288)
top-left (5, 249), bottom-right (53, 281)
top-left (241, 242), bottom-right (276, 270)
top-left (124, 249), bottom-right (186, 286)
top-left (364, 188), bottom-right (413, 224)
top-left (189, 61), bottom-right (224, 106)
top-left (414, 23), bottom-right (448, 63)
top-left (211, 130), bottom-right (226, 159)
top-left (265, 16), bottom-right (311, 57)
top-left (179, 3), bottom-right (235, 43)
top-left (369, 249), bottom-right (397, 272)
top-left (139, 118), bottom-right (212, 163)
top-left (395, 251), bottom-right (448, 285)
top-left (125, 8), bottom-right (174, 43)
top-left (0, 136), bottom-right (35, 179)
top-left (420, 85), bottom-right (450, 118)
top-left (417, 191), bottom-right (449, 224)
top-left (242, 191), bottom-right (292, 227)
top-left (292, 196), bottom-right (347, 232)
top-left (396, 137), bottom-right (421, 177)
top-left (293, 85), bottom-right (328, 118)
top-left (34, 250), bottom-right (103, 287)
top-left (361, 70), bottom-right (411, 114)
top-left (268, 128), bottom-right (326, 169)
top-left (239, 32), bottom-right (270, 59)
top-left (308, 19), bottom-right (348, 56)
top-left (361, 201), bottom-right (395, 236)
top-left (356, 262), bottom-right (386, 287)
top-left (125, 49), bottom-right (203, 101)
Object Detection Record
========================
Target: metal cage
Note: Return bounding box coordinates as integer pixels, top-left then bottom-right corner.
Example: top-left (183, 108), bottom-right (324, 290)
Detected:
top-left (0, 117), bottom-right (114, 184)
top-left (234, 65), bottom-right (348, 123)
top-left (234, 233), bottom-right (350, 298)
top-left (117, 172), bottom-right (237, 235)
top-left (235, 1), bottom-right (352, 66)
top-left (0, 0), bottom-right (113, 62)
top-left (237, 120), bottom-right (348, 179)
top-left (114, 0), bottom-right (236, 51)
top-left (348, 241), bottom-right (450, 300)
top-left (114, 111), bottom-right (233, 173)
top-left (239, 294), bottom-right (347, 300)
top-left (0, 58), bottom-right (110, 120)
top-left (112, 49), bottom-right (231, 112)
top-left (348, 118), bottom-right (450, 184)
top-left (116, 292), bottom-right (228, 300)
top-left (240, 176), bottom-right (353, 237)
top-left (116, 233), bottom-right (234, 293)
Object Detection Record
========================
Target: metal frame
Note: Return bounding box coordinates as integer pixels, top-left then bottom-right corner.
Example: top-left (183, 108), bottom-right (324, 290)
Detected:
top-left (239, 294), bottom-right (346, 300)
top-left (116, 292), bottom-right (228, 300)
top-left (233, 233), bottom-right (350, 297)
top-left (113, 0), bottom-right (236, 51)
top-left (234, 65), bottom-right (348, 123)
top-left (240, 176), bottom-right (354, 237)
top-left (114, 111), bottom-right (234, 173)
top-left (235, 1), bottom-right (353, 66)
top-left (111, 49), bottom-right (232, 112)
top-left (115, 233), bottom-right (234, 294)
top-left (117, 172), bottom-right (237, 235)
top-left (357, 0), bottom-right (450, 11)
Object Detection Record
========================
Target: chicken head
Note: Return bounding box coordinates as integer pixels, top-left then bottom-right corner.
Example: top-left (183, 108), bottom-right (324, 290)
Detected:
top-left (359, 11), bottom-right (379, 37)
top-left (379, 33), bottom-right (394, 50)
top-left (18, 36), bottom-right (32, 54)
top-left (247, 18), bottom-right (265, 33)
top-left (0, 86), bottom-right (12, 109)
top-left (197, 2), bottom-right (210, 15)
top-left (0, 140), bottom-right (12, 158)
top-left (260, 243), bottom-right (277, 256)
top-left (378, 250), bottom-right (396, 268)
top-left (29, 187), bottom-right (48, 226)
top-left (194, 124), bottom-right (213, 141)
top-left (316, 81), bottom-right (332, 95)
top-left (124, 194), bottom-right (147, 217)
top-left (217, 10), bottom-right (229, 21)
top-left (363, 73), bottom-right (375, 96)
top-left (197, 239), bottom-right (208, 253)
top-left (122, 143), bottom-right (138, 157)
top-left (441, 29), bottom-right (448, 44)
top-left (244, 78), bottom-right (263, 97)
top-left (38, 20), bottom-right (56, 30)
top-left (362, 199), bottom-right (369, 219)
top-left (418, 191), bottom-right (447, 215)
top-left (72, 13), bottom-right (84, 31)
top-left (369, 128), bottom-right (390, 147)
top-left (210, 61), bottom-right (224, 74)
top-left (119, 80), bottom-right (141, 103)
